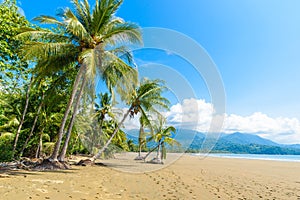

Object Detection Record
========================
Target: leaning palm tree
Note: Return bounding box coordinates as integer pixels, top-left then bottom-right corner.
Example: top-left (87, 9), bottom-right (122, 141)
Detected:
top-left (16, 0), bottom-right (141, 163)
top-left (91, 78), bottom-right (170, 161)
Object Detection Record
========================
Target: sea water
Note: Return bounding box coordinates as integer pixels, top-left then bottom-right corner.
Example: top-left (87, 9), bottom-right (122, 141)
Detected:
top-left (193, 153), bottom-right (300, 162)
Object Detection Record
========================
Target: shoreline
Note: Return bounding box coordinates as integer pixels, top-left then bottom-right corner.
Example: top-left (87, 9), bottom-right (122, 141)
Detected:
top-left (191, 152), bottom-right (300, 163)
top-left (1, 153), bottom-right (300, 199)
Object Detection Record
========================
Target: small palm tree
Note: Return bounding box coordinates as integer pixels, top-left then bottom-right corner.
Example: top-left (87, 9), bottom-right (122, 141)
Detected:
top-left (145, 115), bottom-right (179, 164)
top-left (91, 78), bottom-right (170, 161)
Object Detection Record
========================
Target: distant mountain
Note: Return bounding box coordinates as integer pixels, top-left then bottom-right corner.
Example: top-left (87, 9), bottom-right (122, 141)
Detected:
top-left (221, 132), bottom-right (279, 146)
top-left (284, 144), bottom-right (300, 149)
top-left (124, 129), bottom-right (300, 155)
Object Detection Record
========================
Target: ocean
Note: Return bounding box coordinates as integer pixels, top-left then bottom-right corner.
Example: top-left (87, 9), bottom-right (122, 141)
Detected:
top-left (193, 153), bottom-right (300, 162)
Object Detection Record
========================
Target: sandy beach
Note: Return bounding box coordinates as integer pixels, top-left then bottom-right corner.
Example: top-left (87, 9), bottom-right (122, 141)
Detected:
top-left (1, 153), bottom-right (300, 200)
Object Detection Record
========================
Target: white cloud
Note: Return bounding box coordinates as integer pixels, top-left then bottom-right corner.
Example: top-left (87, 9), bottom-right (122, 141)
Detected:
top-left (165, 98), bottom-right (214, 132)
top-left (18, 6), bottom-right (25, 17)
top-left (123, 114), bottom-right (141, 130)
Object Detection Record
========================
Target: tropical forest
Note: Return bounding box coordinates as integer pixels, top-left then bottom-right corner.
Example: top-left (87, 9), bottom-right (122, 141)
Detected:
top-left (0, 0), bottom-right (178, 169)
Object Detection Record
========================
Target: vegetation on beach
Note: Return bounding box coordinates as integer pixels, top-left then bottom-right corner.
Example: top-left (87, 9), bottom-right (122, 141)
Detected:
top-left (0, 0), bottom-right (179, 168)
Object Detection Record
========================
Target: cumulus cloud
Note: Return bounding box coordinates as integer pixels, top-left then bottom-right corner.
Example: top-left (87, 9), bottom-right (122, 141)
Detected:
top-left (165, 98), bottom-right (214, 132)
top-left (123, 111), bottom-right (141, 130)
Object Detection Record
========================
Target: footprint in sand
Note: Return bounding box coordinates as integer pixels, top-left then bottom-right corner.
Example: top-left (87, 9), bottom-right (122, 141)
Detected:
top-left (36, 188), bottom-right (48, 193)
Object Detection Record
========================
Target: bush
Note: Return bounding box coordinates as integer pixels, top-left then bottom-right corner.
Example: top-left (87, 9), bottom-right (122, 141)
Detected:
top-left (0, 134), bottom-right (13, 162)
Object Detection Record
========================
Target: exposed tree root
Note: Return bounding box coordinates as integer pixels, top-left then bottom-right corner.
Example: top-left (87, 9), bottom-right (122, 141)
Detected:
top-left (134, 155), bottom-right (144, 160)
top-left (76, 159), bottom-right (94, 166)
top-left (33, 159), bottom-right (70, 170)
top-left (146, 158), bottom-right (164, 165)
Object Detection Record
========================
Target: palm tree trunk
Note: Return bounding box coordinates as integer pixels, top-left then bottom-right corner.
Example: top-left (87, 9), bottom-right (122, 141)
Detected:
top-left (20, 92), bottom-right (44, 157)
top-left (50, 66), bottom-right (84, 161)
top-left (138, 125), bottom-right (144, 157)
top-left (91, 106), bottom-right (133, 161)
top-left (92, 118), bottom-right (104, 154)
top-left (138, 145), bottom-right (142, 157)
top-left (12, 76), bottom-right (33, 158)
top-left (156, 141), bottom-right (161, 160)
top-left (143, 144), bottom-right (159, 160)
top-left (58, 75), bottom-right (87, 162)
top-left (35, 126), bottom-right (45, 158)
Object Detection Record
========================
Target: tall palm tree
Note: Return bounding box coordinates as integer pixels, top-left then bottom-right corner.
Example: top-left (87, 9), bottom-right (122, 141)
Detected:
top-left (92, 78), bottom-right (170, 161)
top-left (16, 0), bottom-right (141, 162)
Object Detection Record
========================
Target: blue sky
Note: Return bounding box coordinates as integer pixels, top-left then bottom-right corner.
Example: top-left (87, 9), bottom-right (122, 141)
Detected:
top-left (14, 0), bottom-right (300, 143)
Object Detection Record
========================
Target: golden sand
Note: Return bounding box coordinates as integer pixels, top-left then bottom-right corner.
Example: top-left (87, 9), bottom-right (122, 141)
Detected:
top-left (1, 153), bottom-right (300, 200)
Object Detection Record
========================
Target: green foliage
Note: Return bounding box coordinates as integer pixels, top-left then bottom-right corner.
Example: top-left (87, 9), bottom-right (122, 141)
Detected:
top-left (187, 137), bottom-right (300, 155)
top-left (0, 0), bottom-right (178, 163)
top-left (0, 1), bottom-right (30, 91)
top-left (127, 139), bottom-right (138, 152)
top-left (0, 135), bottom-right (13, 161)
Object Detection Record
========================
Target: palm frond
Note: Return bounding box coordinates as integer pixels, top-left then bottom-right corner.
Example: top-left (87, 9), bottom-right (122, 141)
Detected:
top-left (91, 0), bottom-right (123, 35)
top-left (34, 56), bottom-right (77, 79)
top-left (108, 46), bottom-right (133, 64)
top-left (102, 51), bottom-right (138, 101)
top-left (79, 48), bottom-right (102, 80)
top-left (33, 15), bottom-right (64, 26)
top-left (15, 28), bottom-right (69, 43)
top-left (164, 137), bottom-right (180, 146)
top-left (19, 41), bottom-right (77, 62)
top-left (64, 8), bottom-right (94, 44)
top-left (103, 23), bottom-right (142, 46)
top-left (71, 0), bottom-right (92, 32)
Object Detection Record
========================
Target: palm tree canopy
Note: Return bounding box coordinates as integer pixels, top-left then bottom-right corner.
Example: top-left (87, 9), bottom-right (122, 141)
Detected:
top-left (149, 115), bottom-right (179, 147)
top-left (16, 0), bottom-right (142, 91)
top-left (94, 92), bottom-right (113, 121)
top-left (126, 79), bottom-right (170, 118)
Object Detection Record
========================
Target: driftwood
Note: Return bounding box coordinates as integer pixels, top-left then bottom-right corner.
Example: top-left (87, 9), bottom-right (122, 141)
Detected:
top-left (76, 159), bottom-right (106, 167)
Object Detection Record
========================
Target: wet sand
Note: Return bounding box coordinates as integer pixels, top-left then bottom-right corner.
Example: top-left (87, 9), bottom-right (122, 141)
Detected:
top-left (1, 153), bottom-right (300, 200)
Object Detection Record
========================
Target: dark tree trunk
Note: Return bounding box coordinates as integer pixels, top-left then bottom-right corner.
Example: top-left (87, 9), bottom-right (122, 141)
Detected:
top-left (35, 126), bottom-right (45, 158)
top-left (12, 77), bottom-right (33, 158)
top-left (20, 92), bottom-right (44, 157)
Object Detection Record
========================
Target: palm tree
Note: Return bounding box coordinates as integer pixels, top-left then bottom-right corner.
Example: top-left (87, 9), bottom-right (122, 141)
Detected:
top-left (91, 78), bottom-right (170, 161)
top-left (135, 114), bottom-right (151, 160)
top-left (92, 92), bottom-right (120, 148)
top-left (144, 115), bottom-right (179, 164)
top-left (16, 0), bottom-right (141, 162)
top-left (95, 93), bottom-right (115, 132)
